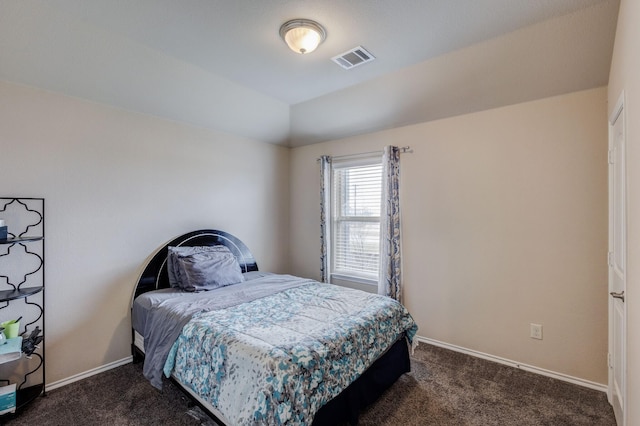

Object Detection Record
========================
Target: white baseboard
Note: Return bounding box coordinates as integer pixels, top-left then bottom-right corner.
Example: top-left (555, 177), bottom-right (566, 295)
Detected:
top-left (46, 356), bottom-right (133, 392)
top-left (45, 337), bottom-right (607, 394)
top-left (416, 335), bottom-right (607, 393)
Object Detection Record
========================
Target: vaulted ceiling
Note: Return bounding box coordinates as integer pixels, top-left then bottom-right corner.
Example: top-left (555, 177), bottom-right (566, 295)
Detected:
top-left (0, 0), bottom-right (619, 146)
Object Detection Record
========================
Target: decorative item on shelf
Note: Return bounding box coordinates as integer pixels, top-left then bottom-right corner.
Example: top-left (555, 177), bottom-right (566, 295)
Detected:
top-left (0, 384), bottom-right (16, 415)
top-left (0, 319), bottom-right (20, 339)
top-left (0, 219), bottom-right (6, 240)
top-left (21, 327), bottom-right (42, 357)
top-left (0, 337), bottom-right (22, 364)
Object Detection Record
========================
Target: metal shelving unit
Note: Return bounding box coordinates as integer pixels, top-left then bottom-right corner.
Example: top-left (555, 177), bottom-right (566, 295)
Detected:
top-left (0, 198), bottom-right (45, 416)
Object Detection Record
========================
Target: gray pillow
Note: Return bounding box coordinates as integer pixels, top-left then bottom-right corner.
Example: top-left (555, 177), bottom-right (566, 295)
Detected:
top-left (168, 245), bottom-right (245, 291)
top-left (167, 245), bottom-right (230, 288)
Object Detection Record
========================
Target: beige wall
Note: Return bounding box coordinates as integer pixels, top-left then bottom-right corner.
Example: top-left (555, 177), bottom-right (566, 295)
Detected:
top-left (608, 0), bottom-right (640, 423)
top-left (0, 80), bottom-right (291, 385)
top-left (290, 87), bottom-right (609, 384)
top-left (0, 78), bottom-right (612, 391)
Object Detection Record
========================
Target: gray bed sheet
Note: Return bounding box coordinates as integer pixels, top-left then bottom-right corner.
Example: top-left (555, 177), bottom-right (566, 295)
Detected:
top-left (132, 272), bottom-right (316, 388)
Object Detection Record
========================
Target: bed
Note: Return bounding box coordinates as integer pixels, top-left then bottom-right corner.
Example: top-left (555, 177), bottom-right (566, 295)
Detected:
top-left (131, 229), bottom-right (417, 425)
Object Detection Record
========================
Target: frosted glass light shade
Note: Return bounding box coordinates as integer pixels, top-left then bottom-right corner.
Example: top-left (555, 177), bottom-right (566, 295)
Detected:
top-left (279, 19), bottom-right (326, 54)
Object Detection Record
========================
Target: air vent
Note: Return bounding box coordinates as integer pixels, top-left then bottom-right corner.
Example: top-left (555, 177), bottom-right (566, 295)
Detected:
top-left (332, 46), bottom-right (375, 70)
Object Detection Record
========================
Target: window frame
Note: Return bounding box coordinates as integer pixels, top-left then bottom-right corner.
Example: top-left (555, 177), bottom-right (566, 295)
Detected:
top-left (329, 154), bottom-right (383, 286)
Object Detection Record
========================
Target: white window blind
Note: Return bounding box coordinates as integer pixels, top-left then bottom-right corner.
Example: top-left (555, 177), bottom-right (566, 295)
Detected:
top-left (331, 159), bottom-right (382, 281)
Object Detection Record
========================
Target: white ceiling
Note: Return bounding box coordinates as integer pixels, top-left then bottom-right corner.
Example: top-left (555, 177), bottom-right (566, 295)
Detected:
top-left (0, 0), bottom-right (620, 146)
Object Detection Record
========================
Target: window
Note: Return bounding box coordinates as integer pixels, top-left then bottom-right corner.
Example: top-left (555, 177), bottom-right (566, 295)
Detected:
top-left (330, 157), bottom-right (382, 284)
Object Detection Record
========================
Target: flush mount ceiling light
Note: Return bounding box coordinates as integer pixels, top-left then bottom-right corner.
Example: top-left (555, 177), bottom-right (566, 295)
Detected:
top-left (279, 19), bottom-right (326, 54)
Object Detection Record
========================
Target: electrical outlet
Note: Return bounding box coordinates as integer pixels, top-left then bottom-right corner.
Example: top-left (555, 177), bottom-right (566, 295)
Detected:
top-left (530, 323), bottom-right (543, 340)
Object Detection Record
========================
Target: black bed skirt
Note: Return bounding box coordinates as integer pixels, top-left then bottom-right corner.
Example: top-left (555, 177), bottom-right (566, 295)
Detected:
top-left (312, 337), bottom-right (411, 425)
top-left (136, 336), bottom-right (411, 426)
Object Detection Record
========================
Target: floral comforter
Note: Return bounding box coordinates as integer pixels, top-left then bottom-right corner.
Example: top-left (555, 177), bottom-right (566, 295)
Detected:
top-left (163, 279), bottom-right (417, 425)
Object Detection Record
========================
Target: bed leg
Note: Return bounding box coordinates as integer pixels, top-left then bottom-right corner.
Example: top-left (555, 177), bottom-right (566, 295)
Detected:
top-left (131, 344), bottom-right (144, 364)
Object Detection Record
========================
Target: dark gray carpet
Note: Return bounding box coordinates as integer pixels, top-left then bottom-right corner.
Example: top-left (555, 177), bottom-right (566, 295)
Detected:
top-left (4, 343), bottom-right (615, 425)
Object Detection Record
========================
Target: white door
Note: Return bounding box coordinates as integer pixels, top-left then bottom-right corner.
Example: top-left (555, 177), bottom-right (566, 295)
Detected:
top-left (608, 93), bottom-right (626, 426)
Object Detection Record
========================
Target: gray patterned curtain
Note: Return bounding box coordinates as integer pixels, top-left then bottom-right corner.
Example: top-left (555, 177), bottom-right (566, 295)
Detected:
top-left (319, 155), bottom-right (332, 283)
top-left (379, 146), bottom-right (402, 301)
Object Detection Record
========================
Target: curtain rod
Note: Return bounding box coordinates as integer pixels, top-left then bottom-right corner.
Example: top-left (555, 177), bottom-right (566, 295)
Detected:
top-left (316, 146), bottom-right (413, 162)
